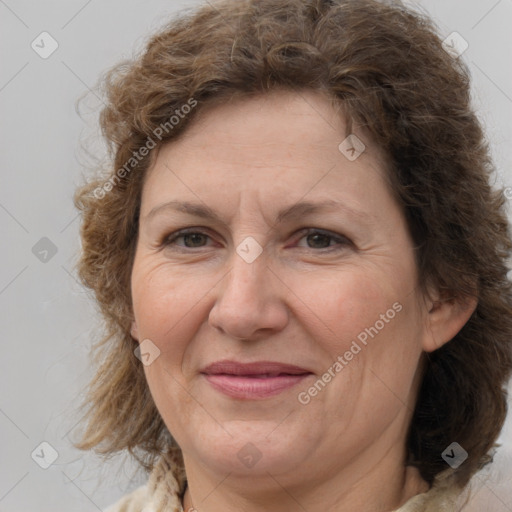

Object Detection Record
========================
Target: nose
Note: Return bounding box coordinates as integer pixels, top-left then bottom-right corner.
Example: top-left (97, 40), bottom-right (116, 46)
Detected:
top-left (208, 248), bottom-right (289, 341)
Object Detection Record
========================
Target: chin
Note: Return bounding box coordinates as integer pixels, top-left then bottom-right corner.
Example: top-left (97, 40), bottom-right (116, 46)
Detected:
top-left (182, 419), bottom-right (310, 476)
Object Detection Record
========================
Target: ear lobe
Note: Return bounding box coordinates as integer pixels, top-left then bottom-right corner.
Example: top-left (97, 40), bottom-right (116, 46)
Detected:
top-left (130, 320), bottom-right (139, 342)
top-left (422, 294), bottom-right (477, 353)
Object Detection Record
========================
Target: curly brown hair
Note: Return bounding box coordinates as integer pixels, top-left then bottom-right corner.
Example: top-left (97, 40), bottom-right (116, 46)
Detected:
top-left (72, 0), bottom-right (512, 490)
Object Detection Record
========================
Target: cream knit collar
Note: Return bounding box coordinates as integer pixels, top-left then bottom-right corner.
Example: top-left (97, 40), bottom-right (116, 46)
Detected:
top-left (107, 446), bottom-right (463, 512)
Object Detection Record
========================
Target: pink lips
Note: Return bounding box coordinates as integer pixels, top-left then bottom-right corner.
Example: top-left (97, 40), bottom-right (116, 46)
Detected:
top-left (201, 360), bottom-right (313, 399)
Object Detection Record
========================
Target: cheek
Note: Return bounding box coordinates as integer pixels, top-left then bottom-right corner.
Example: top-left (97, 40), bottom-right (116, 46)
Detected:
top-left (132, 265), bottom-right (207, 427)
top-left (131, 264), bottom-right (202, 375)
top-left (142, 360), bottom-right (200, 443)
top-left (292, 270), bottom-right (401, 353)
top-left (132, 261), bottom-right (203, 333)
top-left (294, 267), bottom-right (423, 390)
top-left (299, 272), bottom-right (423, 426)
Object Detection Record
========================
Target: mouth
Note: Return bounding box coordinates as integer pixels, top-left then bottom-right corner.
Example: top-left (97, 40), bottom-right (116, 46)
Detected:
top-left (200, 360), bottom-right (314, 399)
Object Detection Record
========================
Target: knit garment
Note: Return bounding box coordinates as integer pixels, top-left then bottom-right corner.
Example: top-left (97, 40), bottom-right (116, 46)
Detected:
top-left (104, 447), bottom-right (463, 512)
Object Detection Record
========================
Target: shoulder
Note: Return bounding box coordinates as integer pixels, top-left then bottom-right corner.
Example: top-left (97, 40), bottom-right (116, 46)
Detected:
top-left (394, 469), bottom-right (464, 512)
top-left (104, 446), bottom-right (187, 512)
top-left (104, 484), bottom-right (149, 512)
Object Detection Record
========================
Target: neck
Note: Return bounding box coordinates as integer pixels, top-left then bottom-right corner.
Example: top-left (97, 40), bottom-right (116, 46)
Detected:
top-left (181, 449), bottom-right (429, 512)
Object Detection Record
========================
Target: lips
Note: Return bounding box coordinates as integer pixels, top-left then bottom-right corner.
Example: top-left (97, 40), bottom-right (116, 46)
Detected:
top-left (201, 360), bottom-right (311, 377)
top-left (201, 360), bottom-right (313, 399)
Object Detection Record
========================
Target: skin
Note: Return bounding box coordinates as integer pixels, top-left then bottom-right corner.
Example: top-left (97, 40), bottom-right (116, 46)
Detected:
top-left (130, 90), bottom-right (476, 512)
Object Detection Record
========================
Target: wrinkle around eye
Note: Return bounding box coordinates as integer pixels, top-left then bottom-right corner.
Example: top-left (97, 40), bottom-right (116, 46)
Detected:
top-left (153, 227), bottom-right (356, 256)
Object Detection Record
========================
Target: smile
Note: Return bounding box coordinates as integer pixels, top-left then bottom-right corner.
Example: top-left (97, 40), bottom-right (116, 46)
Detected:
top-left (200, 360), bottom-right (313, 399)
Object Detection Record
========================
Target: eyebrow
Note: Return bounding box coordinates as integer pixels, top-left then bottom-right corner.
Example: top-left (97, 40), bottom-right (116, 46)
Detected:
top-left (143, 199), bottom-right (371, 225)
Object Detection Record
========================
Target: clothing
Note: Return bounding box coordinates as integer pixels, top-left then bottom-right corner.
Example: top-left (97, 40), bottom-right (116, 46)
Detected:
top-left (104, 445), bottom-right (464, 512)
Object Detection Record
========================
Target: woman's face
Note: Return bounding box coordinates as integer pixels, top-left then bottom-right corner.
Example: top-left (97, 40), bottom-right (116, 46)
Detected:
top-left (130, 90), bottom-right (433, 485)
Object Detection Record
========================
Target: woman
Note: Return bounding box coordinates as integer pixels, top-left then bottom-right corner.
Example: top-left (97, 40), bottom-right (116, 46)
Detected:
top-left (73, 0), bottom-right (512, 510)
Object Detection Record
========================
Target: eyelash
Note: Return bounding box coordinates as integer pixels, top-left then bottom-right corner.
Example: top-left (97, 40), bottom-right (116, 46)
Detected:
top-left (161, 228), bottom-right (351, 252)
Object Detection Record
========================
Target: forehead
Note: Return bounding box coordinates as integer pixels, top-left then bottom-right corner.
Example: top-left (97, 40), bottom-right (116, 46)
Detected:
top-left (161, 90), bottom-right (383, 159)
top-left (137, 90), bottom-right (412, 255)
top-left (141, 90), bottom-right (391, 208)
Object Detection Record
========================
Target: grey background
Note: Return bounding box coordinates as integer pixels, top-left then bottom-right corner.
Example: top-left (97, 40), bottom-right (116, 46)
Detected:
top-left (1, 0), bottom-right (511, 510)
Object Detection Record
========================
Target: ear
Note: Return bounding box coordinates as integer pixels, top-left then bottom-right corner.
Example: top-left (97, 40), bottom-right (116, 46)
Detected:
top-left (422, 292), bottom-right (477, 353)
top-left (130, 320), bottom-right (140, 342)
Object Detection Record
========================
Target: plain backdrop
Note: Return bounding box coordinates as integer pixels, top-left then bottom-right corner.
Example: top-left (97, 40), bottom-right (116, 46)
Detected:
top-left (1, 0), bottom-right (511, 510)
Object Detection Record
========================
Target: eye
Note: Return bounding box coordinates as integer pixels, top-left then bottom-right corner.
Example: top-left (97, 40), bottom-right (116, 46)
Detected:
top-left (162, 229), bottom-right (214, 249)
top-left (294, 228), bottom-right (351, 251)
top-left (161, 227), bottom-right (351, 252)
